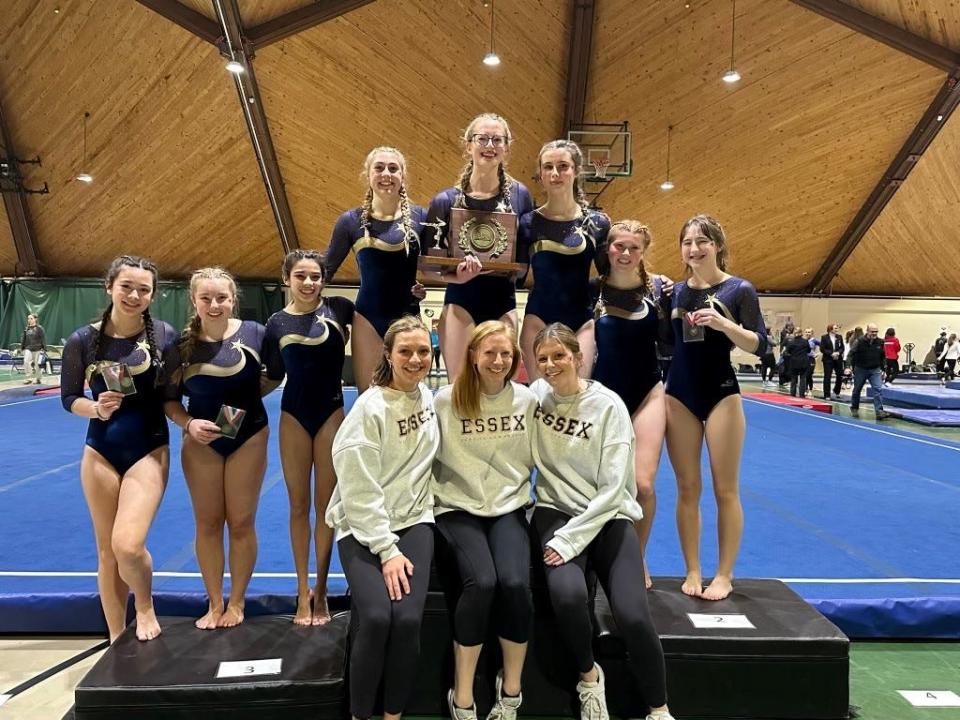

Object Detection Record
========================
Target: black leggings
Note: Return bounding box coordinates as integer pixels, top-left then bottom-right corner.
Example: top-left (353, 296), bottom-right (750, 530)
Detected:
top-left (435, 508), bottom-right (532, 646)
top-left (759, 354), bottom-right (776, 382)
top-left (532, 508), bottom-right (667, 708)
top-left (339, 524), bottom-right (434, 718)
top-left (884, 358), bottom-right (899, 383)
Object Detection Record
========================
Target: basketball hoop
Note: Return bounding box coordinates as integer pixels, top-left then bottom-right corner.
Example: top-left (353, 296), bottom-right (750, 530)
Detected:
top-left (591, 157), bottom-right (610, 180)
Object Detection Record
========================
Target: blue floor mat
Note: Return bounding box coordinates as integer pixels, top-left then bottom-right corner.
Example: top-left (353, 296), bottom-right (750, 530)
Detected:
top-left (1, 391), bottom-right (959, 638)
top-left (866, 384), bottom-right (960, 409)
top-left (887, 408), bottom-right (960, 426)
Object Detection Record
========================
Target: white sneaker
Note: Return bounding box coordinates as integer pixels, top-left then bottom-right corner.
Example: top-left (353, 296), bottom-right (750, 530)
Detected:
top-left (575, 663), bottom-right (609, 720)
top-left (447, 688), bottom-right (477, 720)
top-left (486, 670), bottom-right (522, 720)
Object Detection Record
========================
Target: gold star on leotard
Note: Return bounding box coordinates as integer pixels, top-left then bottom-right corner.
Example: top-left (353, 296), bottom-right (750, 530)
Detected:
top-left (231, 340), bottom-right (244, 354)
top-left (706, 293), bottom-right (718, 307)
top-left (495, 200), bottom-right (509, 213)
top-left (573, 223), bottom-right (591, 244)
top-left (135, 339), bottom-right (151, 354)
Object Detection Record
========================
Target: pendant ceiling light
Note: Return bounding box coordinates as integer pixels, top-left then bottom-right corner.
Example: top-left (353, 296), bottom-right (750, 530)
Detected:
top-left (76, 111), bottom-right (93, 183)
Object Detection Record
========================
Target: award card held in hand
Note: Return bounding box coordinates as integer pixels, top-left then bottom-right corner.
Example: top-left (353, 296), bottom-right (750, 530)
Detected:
top-left (215, 405), bottom-right (246, 439)
top-left (419, 207), bottom-right (526, 277)
top-left (100, 362), bottom-right (138, 395)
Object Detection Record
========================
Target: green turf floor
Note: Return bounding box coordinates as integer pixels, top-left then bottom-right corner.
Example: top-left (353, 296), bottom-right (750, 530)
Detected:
top-left (849, 643), bottom-right (960, 720)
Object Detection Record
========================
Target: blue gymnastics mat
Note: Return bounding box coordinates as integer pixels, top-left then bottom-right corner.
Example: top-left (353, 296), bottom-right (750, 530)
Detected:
top-left (1, 389), bottom-right (959, 638)
top-left (887, 408), bottom-right (960, 427)
top-left (867, 384), bottom-right (960, 409)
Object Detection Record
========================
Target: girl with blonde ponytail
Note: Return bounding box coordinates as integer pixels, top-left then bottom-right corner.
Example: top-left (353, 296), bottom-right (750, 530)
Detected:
top-left (591, 220), bottom-right (673, 588)
top-left (517, 140), bottom-right (610, 382)
top-left (164, 267), bottom-right (273, 630)
top-left (422, 113), bottom-right (534, 382)
top-left (323, 147), bottom-right (427, 392)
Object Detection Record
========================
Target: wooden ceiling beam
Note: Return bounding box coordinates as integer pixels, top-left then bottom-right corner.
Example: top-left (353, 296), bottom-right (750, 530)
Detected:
top-left (789, 0), bottom-right (960, 73)
top-left (807, 71), bottom-right (960, 294)
top-left (214, 0), bottom-right (300, 254)
top-left (135, 0), bottom-right (220, 45)
top-left (247, 0), bottom-right (376, 50)
top-left (0, 94), bottom-right (41, 276)
top-left (562, 0), bottom-right (596, 133)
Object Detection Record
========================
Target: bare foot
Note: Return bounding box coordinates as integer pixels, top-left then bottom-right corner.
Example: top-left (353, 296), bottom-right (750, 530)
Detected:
top-left (216, 603), bottom-right (244, 628)
top-left (195, 605), bottom-right (223, 630)
top-left (681, 572), bottom-right (703, 597)
top-left (643, 558), bottom-right (653, 590)
top-left (702, 575), bottom-right (733, 601)
top-left (293, 593), bottom-right (312, 626)
top-left (312, 594), bottom-right (331, 626)
top-left (135, 607), bottom-right (162, 641)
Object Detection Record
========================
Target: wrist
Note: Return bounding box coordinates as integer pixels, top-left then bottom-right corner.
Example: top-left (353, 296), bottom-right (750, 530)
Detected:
top-left (94, 403), bottom-right (107, 421)
top-left (184, 417), bottom-right (196, 433)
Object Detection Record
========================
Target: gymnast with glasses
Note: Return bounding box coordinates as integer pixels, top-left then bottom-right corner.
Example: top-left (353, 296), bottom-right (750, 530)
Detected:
top-left (422, 113), bottom-right (533, 382)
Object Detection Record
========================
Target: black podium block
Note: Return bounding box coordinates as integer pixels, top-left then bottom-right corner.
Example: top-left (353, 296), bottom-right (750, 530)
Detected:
top-left (408, 578), bottom-right (848, 719)
top-left (596, 578), bottom-right (850, 719)
top-left (73, 612), bottom-right (349, 719)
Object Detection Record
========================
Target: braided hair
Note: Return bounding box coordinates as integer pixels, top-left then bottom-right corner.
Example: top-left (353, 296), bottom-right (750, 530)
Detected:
top-left (359, 146), bottom-right (418, 253)
top-left (180, 267), bottom-right (237, 365)
top-left (456, 113), bottom-right (516, 211)
top-left (93, 255), bottom-right (163, 386)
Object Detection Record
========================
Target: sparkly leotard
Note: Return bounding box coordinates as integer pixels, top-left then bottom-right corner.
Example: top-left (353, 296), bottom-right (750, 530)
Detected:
top-left (61, 320), bottom-right (178, 475)
top-left (518, 209), bottom-right (609, 331)
top-left (665, 277), bottom-right (767, 422)
top-left (324, 206), bottom-right (425, 337)
top-left (263, 297), bottom-right (354, 437)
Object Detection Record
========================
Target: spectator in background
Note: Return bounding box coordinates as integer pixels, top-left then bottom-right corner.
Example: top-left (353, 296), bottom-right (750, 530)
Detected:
top-left (883, 328), bottom-right (901, 384)
top-left (804, 328), bottom-right (817, 394)
top-left (778, 322), bottom-right (795, 386)
top-left (850, 324), bottom-right (889, 420)
top-left (759, 329), bottom-right (777, 388)
top-left (939, 333), bottom-right (959, 382)
top-left (20, 313), bottom-right (47, 385)
top-left (934, 331), bottom-right (948, 376)
top-left (820, 323), bottom-right (844, 401)
top-left (783, 328), bottom-right (811, 398)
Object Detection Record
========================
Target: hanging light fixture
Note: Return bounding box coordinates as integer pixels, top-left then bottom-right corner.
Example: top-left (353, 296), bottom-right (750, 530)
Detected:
top-left (225, 59), bottom-right (245, 74)
top-left (483, 0), bottom-right (500, 66)
top-left (659, 125), bottom-right (674, 191)
top-left (76, 112), bottom-right (93, 183)
top-left (722, 0), bottom-right (741, 83)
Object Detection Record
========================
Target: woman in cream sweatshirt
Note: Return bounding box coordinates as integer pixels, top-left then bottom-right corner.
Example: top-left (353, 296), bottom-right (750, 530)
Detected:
top-left (325, 316), bottom-right (438, 720)
top-left (433, 320), bottom-right (538, 720)
top-left (530, 322), bottom-right (673, 720)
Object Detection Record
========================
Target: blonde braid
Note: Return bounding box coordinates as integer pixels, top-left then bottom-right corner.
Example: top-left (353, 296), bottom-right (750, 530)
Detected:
top-left (497, 164), bottom-right (515, 212)
top-left (457, 160), bottom-right (474, 197)
top-left (359, 188), bottom-right (374, 238)
top-left (398, 185), bottom-right (416, 254)
top-left (180, 313), bottom-right (202, 366)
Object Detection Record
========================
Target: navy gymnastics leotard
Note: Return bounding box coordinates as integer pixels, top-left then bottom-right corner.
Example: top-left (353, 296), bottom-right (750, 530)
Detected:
top-left (518, 209), bottom-right (609, 331)
top-left (324, 206), bottom-right (425, 337)
top-left (167, 320), bottom-right (269, 457)
top-left (263, 296), bottom-right (355, 438)
top-left (61, 320), bottom-right (178, 476)
top-left (665, 277), bottom-right (767, 422)
top-left (423, 183), bottom-right (533, 324)
top-left (591, 276), bottom-right (667, 415)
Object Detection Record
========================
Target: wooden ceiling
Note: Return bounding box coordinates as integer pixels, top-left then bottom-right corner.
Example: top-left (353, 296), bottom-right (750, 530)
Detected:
top-left (0, 0), bottom-right (957, 296)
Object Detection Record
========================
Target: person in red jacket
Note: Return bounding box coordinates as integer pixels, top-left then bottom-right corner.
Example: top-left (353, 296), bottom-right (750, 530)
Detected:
top-left (883, 328), bottom-right (901, 384)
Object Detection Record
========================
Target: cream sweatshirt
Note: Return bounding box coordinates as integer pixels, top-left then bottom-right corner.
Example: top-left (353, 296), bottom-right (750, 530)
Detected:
top-left (530, 378), bottom-right (642, 561)
top-left (432, 381), bottom-right (537, 517)
top-left (325, 382), bottom-right (439, 562)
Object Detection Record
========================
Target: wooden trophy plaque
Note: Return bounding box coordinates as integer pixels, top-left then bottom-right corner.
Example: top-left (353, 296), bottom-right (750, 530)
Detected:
top-left (418, 207), bottom-right (526, 277)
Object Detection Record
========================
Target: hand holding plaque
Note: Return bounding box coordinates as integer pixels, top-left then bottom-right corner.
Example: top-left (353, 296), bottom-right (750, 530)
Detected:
top-left (682, 309), bottom-right (705, 343)
top-left (418, 208), bottom-right (526, 277)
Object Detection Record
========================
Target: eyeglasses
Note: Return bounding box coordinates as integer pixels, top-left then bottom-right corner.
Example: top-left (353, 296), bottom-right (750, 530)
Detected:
top-left (471, 134), bottom-right (507, 148)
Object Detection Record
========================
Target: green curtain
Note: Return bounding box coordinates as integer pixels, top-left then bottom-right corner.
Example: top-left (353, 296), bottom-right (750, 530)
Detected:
top-left (0, 279), bottom-right (285, 348)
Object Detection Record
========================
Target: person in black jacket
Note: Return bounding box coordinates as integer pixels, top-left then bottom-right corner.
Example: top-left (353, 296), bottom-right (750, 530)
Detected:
top-left (820, 323), bottom-right (844, 400)
top-left (782, 329), bottom-right (811, 398)
top-left (20, 313), bottom-right (47, 384)
top-left (849, 324), bottom-right (889, 419)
